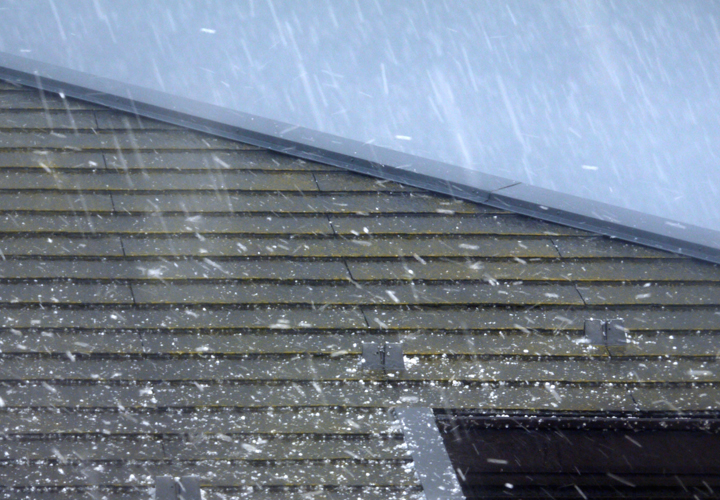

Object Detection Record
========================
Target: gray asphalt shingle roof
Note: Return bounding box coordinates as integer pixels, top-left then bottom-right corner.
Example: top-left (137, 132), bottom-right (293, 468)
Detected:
top-left (1, 79), bottom-right (720, 499)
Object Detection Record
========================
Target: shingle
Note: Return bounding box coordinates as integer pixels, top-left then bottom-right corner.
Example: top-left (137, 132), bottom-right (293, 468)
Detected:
top-left (0, 194), bottom-right (113, 212)
top-left (0, 131), bottom-right (253, 150)
top-left (314, 172), bottom-right (418, 192)
top-left (0, 81), bottom-right (22, 91)
top-left (0, 358), bottom-right (145, 381)
top-left (0, 91), bottom-right (102, 110)
top-left (0, 152), bottom-right (104, 168)
top-left (362, 307), bottom-right (720, 332)
top-left (0, 383), bottom-right (156, 408)
top-left (553, 237), bottom-right (675, 258)
top-left (577, 284), bottom-right (720, 306)
top-left (330, 214), bottom-right (585, 236)
top-left (122, 236), bottom-right (558, 258)
top-left (139, 329), bottom-right (720, 358)
top-left (3, 356), bottom-right (715, 384)
top-left (0, 488), bottom-right (423, 500)
top-left (0, 110), bottom-right (98, 129)
top-left (141, 332), bottom-right (378, 355)
top-left (104, 151), bottom-right (328, 171)
top-left (0, 214), bottom-right (332, 235)
top-left (0, 408), bottom-right (398, 435)
top-left (405, 358), bottom-right (720, 383)
top-left (151, 382), bottom-right (403, 408)
top-left (402, 332), bottom-right (600, 356)
top-left (0, 307), bottom-right (368, 330)
top-left (0, 283), bottom-right (134, 305)
top-left (0, 437), bottom-right (164, 460)
top-left (0, 170), bottom-right (318, 191)
top-left (0, 461), bottom-right (417, 487)
top-left (0, 332), bottom-right (142, 355)
top-left (609, 332), bottom-right (720, 357)
top-left (152, 382), bottom-right (635, 411)
top-left (162, 435), bottom-right (409, 460)
top-left (111, 193), bottom-right (487, 214)
top-left (130, 282), bottom-right (583, 306)
top-left (141, 331), bottom-right (595, 357)
top-left (347, 258), bottom-right (720, 282)
top-left (95, 110), bottom-right (180, 130)
top-left (0, 236), bottom-right (124, 256)
top-left (0, 259), bottom-right (350, 281)
top-left (0, 357), bottom-right (352, 382)
top-left (629, 385), bottom-right (720, 411)
top-left (0, 489), bottom-right (149, 500)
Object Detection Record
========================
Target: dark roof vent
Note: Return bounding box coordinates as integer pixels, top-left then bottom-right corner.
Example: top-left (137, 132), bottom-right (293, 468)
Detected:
top-left (155, 476), bottom-right (201, 500)
top-left (361, 342), bottom-right (405, 371)
top-left (585, 319), bottom-right (627, 346)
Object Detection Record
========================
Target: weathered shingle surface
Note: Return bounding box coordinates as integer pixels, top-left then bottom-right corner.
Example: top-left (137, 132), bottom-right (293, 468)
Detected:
top-left (1, 79), bottom-right (720, 499)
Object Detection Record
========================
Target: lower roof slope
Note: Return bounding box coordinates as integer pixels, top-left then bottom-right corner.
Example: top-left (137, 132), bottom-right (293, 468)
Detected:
top-left (0, 79), bottom-right (719, 499)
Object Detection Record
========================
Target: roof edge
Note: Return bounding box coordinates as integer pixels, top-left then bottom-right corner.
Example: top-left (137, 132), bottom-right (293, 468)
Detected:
top-left (2, 52), bottom-right (719, 266)
top-left (488, 183), bottom-right (720, 264)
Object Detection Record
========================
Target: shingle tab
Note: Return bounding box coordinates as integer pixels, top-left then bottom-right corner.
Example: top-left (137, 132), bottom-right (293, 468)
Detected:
top-left (0, 437), bottom-right (164, 460)
top-left (162, 435), bottom-right (409, 460)
top-left (0, 307), bottom-right (368, 330)
top-left (0, 236), bottom-right (124, 256)
top-left (0, 152), bottom-right (104, 168)
top-left (122, 236), bottom-right (558, 258)
top-left (104, 151), bottom-right (326, 171)
top-left (0, 383), bottom-right (156, 408)
top-left (0, 461), bottom-right (417, 487)
top-left (362, 307), bottom-right (720, 332)
top-left (0, 170), bottom-right (318, 192)
top-left (0, 110), bottom-right (98, 129)
top-left (0, 91), bottom-right (102, 110)
top-left (577, 284), bottom-right (720, 305)
top-left (630, 385), bottom-right (720, 411)
top-left (95, 110), bottom-right (180, 130)
top-left (347, 259), bottom-right (720, 282)
top-left (112, 193), bottom-right (487, 214)
top-left (0, 331), bottom-right (142, 354)
top-left (4, 355), bottom-right (715, 384)
top-left (330, 214), bottom-right (583, 236)
top-left (0, 214), bottom-right (332, 235)
top-left (141, 331), bottom-right (600, 357)
top-left (0, 259), bottom-right (350, 280)
top-left (152, 382), bottom-right (635, 411)
top-left (315, 173), bottom-right (419, 192)
top-left (0, 488), bottom-right (425, 500)
top-left (0, 193), bottom-right (113, 212)
top-left (0, 282), bottom-right (134, 305)
top-left (0, 131), bottom-right (253, 150)
top-left (553, 237), bottom-right (676, 258)
top-left (131, 282), bottom-right (583, 306)
top-left (0, 408), bottom-right (398, 435)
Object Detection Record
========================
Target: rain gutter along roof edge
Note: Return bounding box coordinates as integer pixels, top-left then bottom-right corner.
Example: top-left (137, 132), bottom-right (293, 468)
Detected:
top-left (2, 52), bottom-right (719, 266)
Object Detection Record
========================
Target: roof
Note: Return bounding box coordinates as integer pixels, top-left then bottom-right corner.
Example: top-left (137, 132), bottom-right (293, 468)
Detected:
top-left (4, 3), bottom-right (720, 265)
top-left (1, 79), bottom-right (720, 499)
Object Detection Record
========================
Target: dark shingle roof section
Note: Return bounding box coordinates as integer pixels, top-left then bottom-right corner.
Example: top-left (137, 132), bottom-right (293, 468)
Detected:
top-left (1, 80), bottom-right (719, 498)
